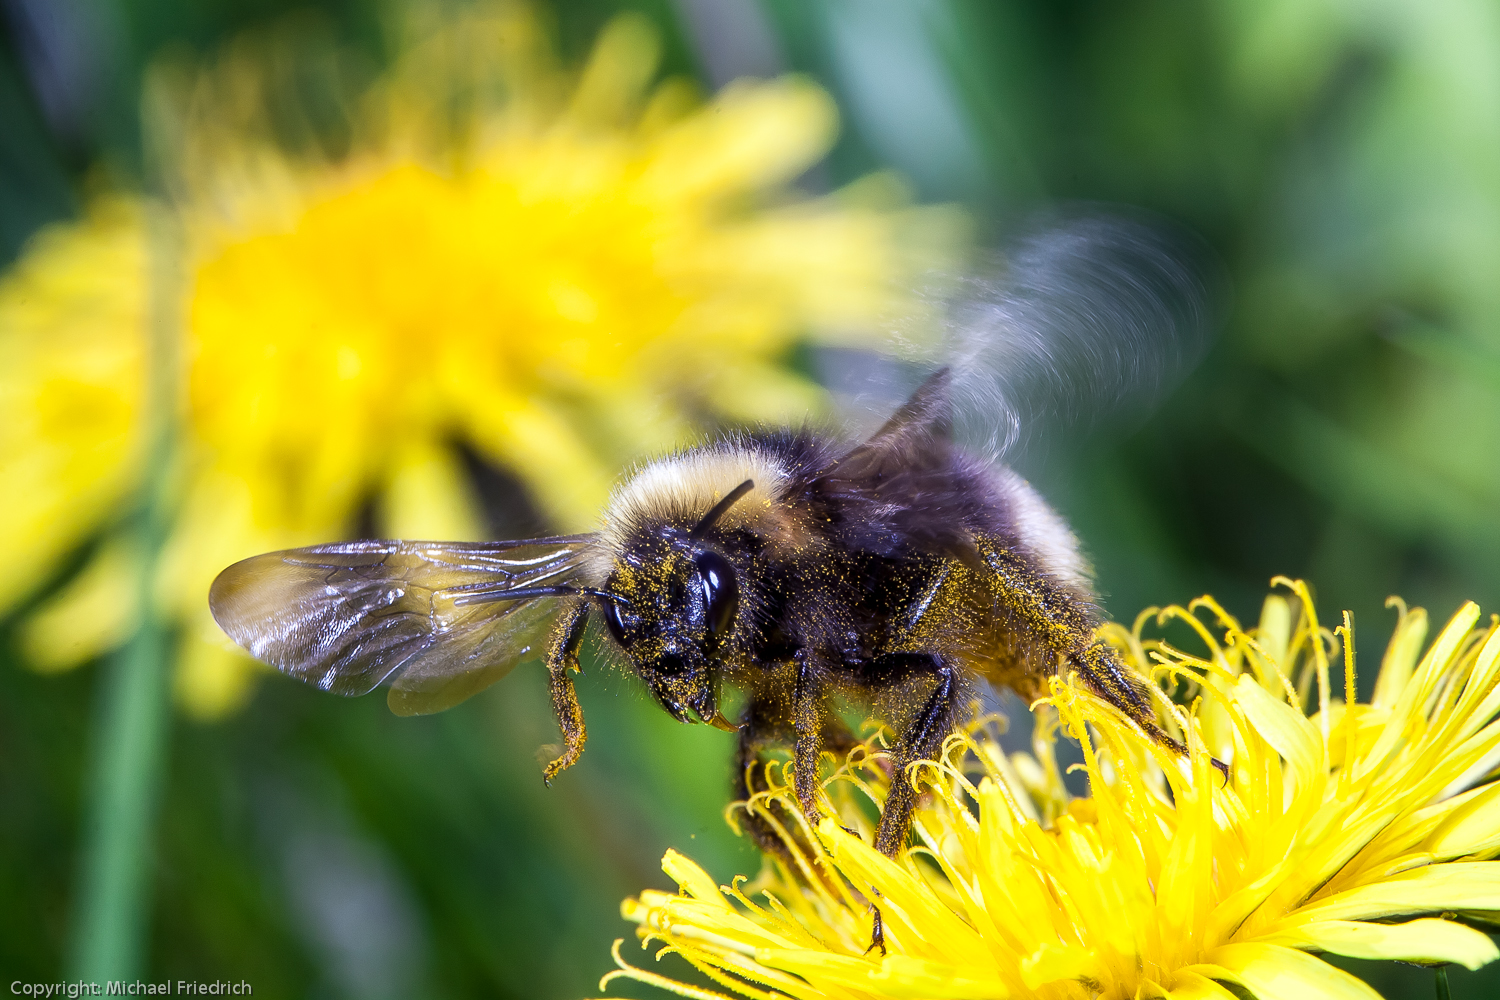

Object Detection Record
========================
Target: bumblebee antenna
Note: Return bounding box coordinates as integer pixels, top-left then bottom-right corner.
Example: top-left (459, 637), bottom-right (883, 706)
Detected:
top-left (689, 479), bottom-right (755, 538)
top-left (581, 588), bottom-right (631, 607)
top-left (451, 586), bottom-right (630, 608)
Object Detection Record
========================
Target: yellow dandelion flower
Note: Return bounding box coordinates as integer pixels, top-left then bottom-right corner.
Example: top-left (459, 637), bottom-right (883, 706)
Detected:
top-left (0, 198), bottom-right (146, 623)
top-left (1, 6), bottom-right (955, 714)
top-left (606, 580), bottom-right (1500, 1000)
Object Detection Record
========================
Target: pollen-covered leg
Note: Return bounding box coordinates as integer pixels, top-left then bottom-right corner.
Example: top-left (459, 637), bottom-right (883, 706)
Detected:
top-left (978, 538), bottom-right (1100, 662)
top-left (1072, 642), bottom-right (1230, 779)
top-left (1072, 641), bottom-right (1180, 748)
top-left (858, 652), bottom-right (958, 956)
top-left (978, 538), bottom-right (1221, 775)
top-left (873, 654), bottom-right (958, 857)
top-left (542, 599), bottom-right (590, 785)
top-left (733, 696), bottom-right (797, 857)
top-left (791, 649), bottom-right (830, 827)
top-left (733, 680), bottom-right (858, 858)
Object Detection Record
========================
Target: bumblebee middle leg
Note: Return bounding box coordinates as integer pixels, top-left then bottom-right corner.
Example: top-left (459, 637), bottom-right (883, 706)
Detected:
top-left (867, 652), bottom-right (959, 857)
top-left (734, 661), bottom-right (858, 857)
top-left (848, 651), bottom-right (959, 955)
top-left (733, 696), bottom-right (794, 857)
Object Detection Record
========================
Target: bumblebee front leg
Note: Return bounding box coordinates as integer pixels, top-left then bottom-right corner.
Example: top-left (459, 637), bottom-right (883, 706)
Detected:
top-left (728, 649), bottom-right (834, 836)
top-left (542, 598), bottom-right (591, 786)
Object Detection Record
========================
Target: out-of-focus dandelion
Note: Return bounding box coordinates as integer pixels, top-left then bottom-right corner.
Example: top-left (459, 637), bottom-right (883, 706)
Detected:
top-left (606, 581), bottom-right (1500, 999)
top-left (0, 197), bottom-right (147, 626)
top-left (0, 4), bottom-right (954, 715)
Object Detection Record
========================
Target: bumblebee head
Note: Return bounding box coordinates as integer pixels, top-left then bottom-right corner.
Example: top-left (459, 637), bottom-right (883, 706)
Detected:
top-left (597, 480), bottom-right (753, 732)
top-left (600, 542), bottom-right (740, 730)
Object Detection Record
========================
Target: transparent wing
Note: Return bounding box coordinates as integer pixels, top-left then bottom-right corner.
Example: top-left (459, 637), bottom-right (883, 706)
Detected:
top-left (208, 536), bottom-right (596, 716)
top-left (816, 209), bottom-right (1224, 459)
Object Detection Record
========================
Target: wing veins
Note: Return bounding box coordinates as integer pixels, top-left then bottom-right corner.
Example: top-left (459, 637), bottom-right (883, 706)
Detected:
top-left (210, 534), bottom-right (598, 711)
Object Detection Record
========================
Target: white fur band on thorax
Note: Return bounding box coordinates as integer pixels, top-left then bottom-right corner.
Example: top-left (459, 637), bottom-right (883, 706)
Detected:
top-left (598, 443), bottom-right (792, 551)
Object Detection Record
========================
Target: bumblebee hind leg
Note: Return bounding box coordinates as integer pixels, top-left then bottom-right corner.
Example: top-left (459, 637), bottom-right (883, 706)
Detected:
top-left (1073, 642), bottom-right (1180, 747)
top-left (978, 540), bottom-right (1228, 778)
top-left (1072, 642), bottom-right (1229, 779)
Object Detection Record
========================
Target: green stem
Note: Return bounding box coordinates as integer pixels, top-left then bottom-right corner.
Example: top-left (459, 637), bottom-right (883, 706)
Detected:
top-left (67, 203), bottom-right (180, 982)
top-left (1436, 966), bottom-right (1452, 1000)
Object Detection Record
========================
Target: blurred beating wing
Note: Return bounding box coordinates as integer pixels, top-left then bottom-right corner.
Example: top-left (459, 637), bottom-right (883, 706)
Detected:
top-left (209, 536), bottom-right (596, 716)
top-left (947, 211), bottom-right (1222, 456)
top-left (816, 209), bottom-right (1223, 460)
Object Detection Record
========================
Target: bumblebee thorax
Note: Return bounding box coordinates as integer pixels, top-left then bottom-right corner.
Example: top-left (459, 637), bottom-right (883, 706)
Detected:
top-left (596, 441), bottom-right (790, 552)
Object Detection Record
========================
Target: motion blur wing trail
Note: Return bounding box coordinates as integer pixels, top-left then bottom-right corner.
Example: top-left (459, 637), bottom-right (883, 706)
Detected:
top-left (209, 536), bottom-right (595, 715)
top-left (816, 209), bottom-right (1224, 460)
top-left (950, 211), bottom-right (1221, 456)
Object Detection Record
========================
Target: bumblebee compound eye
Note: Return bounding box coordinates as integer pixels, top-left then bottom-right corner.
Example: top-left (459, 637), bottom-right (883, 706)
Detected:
top-left (601, 597), bottom-right (629, 647)
top-left (694, 551), bottom-right (738, 648)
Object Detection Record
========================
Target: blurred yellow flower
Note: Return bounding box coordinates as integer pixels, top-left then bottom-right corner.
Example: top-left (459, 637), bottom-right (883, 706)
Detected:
top-left (607, 581), bottom-right (1500, 1000)
top-left (0, 6), bottom-right (953, 715)
top-left (0, 198), bottom-right (146, 621)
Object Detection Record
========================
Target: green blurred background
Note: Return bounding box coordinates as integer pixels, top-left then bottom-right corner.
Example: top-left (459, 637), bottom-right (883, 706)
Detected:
top-left (3, 0), bottom-right (1498, 997)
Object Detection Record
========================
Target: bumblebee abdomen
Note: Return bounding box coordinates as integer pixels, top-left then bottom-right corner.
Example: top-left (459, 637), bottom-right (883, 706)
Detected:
top-left (821, 452), bottom-right (1103, 691)
top-left (981, 464), bottom-right (1094, 601)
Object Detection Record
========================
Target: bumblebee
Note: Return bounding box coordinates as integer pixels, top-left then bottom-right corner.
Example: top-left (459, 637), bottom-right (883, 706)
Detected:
top-left (211, 368), bottom-right (1193, 869)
